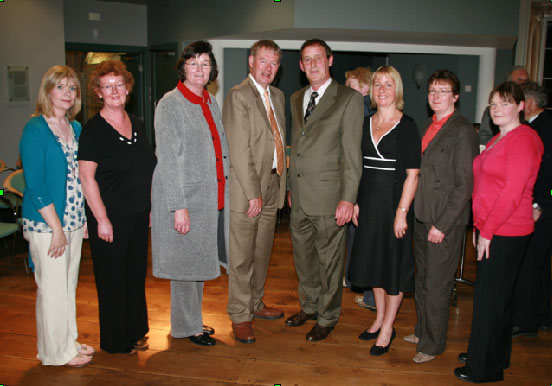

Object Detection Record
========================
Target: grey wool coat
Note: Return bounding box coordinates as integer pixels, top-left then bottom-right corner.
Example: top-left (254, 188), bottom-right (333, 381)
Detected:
top-left (151, 87), bottom-right (230, 281)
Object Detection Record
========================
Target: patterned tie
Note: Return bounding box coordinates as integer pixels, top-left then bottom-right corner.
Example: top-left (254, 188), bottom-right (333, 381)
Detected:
top-left (304, 91), bottom-right (319, 123)
top-left (264, 90), bottom-right (284, 176)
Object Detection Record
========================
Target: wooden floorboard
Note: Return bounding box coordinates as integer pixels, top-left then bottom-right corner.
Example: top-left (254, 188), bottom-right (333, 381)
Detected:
top-left (0, 223), bottom-right (550, 385)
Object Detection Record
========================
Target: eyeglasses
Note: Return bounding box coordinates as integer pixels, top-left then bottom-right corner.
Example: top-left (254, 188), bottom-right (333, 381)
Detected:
top-left (100, 83), bottom-right (126, 93)
top-left (428, 90), bottom-right (453, 97)
top-left (185, 62), bottom-right (212, 71)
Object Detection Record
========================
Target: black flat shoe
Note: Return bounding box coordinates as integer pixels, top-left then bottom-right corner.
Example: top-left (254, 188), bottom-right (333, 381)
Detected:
top-left (188, 332), bottom-right (216, 346)
top-left (202, 325), bottom-right (215, 335)
top-left (458, 352), bottom-right (467, 364)
top-left (454, 366), bottom-right (474, 383)
top-left (369, 329), bottom-right (395, 356)
top-left (358, 328), bottom-right (380, 341)
top-left (511, 326), bottom-right (537, 338)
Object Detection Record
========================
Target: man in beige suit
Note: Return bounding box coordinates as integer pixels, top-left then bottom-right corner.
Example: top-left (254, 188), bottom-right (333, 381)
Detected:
top-left (223, 40), bottom-right (287, 344)
top-left (285, 39), bottom-right (363, 341)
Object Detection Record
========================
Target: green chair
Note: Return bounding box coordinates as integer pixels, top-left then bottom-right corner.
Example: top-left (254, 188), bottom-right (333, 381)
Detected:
top-left (0, 195), bottom-right (26, 274)
top-left (2, 170), bottom-right (28, 274)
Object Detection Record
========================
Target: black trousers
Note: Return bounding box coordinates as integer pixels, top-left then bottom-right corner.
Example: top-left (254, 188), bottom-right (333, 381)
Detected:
top-left (512, 207), bottom-right (552, 330)
top-left (87, 210), bottom-right (150, 353)
top-left (466, 234), bottom-right (530, 383)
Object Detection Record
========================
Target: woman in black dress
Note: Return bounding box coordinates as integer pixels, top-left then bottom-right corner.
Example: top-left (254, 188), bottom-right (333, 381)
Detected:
top-left (349, 66), bottom-right (421, 355)
top-left (79, 60), bottom-right (157, 354)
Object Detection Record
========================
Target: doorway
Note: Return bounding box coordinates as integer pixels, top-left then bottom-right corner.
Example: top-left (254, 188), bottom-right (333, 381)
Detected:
top-left (65, 43), bottom-right (148, 135)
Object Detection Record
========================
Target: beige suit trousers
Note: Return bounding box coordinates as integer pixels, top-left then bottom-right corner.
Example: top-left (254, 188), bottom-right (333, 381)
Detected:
top-left (227, 173), bottom-right (279, 324)
top-left (25, 227), bottom-right (84, 365)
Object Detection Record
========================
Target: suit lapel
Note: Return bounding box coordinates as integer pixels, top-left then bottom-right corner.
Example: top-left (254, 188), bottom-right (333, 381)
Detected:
top-left (294, 87), bottom-right (307, 130)
top-left (270, 85), bottom-right (286, 143)
top-left (305, 79), bottom-right (337, 129)
top-left (425, 110), bottom-right (459, 153)
top-left (246, 77), bottom-right (272, 131)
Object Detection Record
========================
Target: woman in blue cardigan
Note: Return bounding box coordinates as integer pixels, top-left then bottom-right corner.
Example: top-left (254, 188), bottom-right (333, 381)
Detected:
top-left (20, 65), bottom-right (93, 368)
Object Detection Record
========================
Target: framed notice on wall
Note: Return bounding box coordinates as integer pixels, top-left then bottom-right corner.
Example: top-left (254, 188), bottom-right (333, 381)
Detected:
top-left (7, 66), bottom-right (30, 102)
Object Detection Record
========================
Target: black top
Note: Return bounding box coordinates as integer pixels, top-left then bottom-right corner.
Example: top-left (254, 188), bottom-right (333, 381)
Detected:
top-left (530, 110), bottom-right (552, 207)
top-left (391, 114), bottom-right (421, 207)
top-left (78, 113), bottom-right (157, 215)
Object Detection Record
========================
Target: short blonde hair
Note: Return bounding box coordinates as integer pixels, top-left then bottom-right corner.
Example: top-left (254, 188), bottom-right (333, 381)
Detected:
top-left (345, 67), bottom-right (372, 88)
top-left (33, 65), bottom-right (81, 120)
top-left (371, 65), bottom-right (404, 111)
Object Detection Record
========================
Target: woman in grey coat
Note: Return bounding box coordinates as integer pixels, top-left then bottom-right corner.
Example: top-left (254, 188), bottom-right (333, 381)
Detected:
top-left (152, 41), bottom-right (229, 346)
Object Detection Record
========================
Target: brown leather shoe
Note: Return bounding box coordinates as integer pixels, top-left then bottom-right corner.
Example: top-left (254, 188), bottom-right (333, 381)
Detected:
top-left (285, 310), bottom-right (318, 327)
top-left (232, 321), bottom-right (256, 344)
top-left (254, 306), bottom-right (284, 320)
top-left (306, 323), bottom-right (334, 341)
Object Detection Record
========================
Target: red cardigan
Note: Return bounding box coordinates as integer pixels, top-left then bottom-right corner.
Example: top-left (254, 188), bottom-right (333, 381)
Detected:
top-left (473, 124), bottom-right (543, 240)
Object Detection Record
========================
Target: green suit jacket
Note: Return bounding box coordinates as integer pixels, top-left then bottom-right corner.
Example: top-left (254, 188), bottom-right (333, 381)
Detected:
top-left (223, 76), bottom-right (287, 211)
top-left (289, 79), bottom-right (363, 216)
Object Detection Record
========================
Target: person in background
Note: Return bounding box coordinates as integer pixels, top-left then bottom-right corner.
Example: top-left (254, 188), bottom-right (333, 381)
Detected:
top-left (478, 66), bottom-right (529, 147)
top-left (511, 81), bottom-right (552, 336)
top-left (344, 66), bottom-right (376, 311)
top-left (349, 66), bottom-right (420, 356)
top-left (20, 65), bottom-right (93, 367)
top-left (286, 39), bottom-right (363, 342)
top-left (151, 41), bottom-right (229, 347)
top-left (407, 69), bottom-right (478, 364)
top-left (455, 82), bottom-right (543, 383)
top-left (79, 60), bottom-right (156, 354)
top-left (223, 40), bottom-right (287, 344)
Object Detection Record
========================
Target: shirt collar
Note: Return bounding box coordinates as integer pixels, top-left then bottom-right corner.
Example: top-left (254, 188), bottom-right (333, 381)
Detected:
top-left (177, 80), bottom-right (211, 105)
top-left (308, 77), bottom-right (332, 100)
top-left (527, 112), bottom-right (541, 123)
top-left (249, 73), bottom-right (270, 97)
top-left (432, 111), bottom-right (454, 124)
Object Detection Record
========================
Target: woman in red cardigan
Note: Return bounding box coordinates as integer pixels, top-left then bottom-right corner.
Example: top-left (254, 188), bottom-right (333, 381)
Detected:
top-left (454, 82), bottom-right (543, 383)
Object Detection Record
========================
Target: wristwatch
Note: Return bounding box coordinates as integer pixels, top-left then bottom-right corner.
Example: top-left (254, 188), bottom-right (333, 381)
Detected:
top-left (533, 202), bottom-right (542, 211)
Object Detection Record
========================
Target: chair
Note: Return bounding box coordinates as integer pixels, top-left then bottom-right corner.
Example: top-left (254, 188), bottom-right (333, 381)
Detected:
top-left (2, 169), bottom-right (28, 274)
top-left (2, 169), bottom-right (24, 223)
top-left (4, 169), bottom-right (24, 197)
top-left (0, 195), bottom-right (26, 274)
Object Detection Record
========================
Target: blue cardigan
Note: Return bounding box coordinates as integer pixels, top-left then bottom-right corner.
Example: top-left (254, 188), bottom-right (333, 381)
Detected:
top-left (20, 115), bottom-right (82, 226)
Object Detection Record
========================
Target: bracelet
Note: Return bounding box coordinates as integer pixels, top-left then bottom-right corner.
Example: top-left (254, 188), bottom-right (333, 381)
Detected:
top-left (397, 206), bottom-right (408, 213)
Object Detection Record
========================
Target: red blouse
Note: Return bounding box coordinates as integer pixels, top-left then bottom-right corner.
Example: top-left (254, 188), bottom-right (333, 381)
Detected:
top-left (177, 81), bottom-right (225, 210)
top-left (421, 112), bottom-right (453, 153)
top-left (472, 124), bottom-right (543, 240)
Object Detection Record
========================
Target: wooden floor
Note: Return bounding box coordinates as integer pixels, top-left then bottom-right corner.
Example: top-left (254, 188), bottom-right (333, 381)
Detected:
top-left (0, 221), bottom-right (551, 386)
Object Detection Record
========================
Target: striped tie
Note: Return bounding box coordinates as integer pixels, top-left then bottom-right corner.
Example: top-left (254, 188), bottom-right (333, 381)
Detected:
top-left (304, 91), bottom-right (319, 123)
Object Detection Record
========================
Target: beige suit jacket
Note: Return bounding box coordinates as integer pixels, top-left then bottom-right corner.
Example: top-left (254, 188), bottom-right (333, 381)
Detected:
top-left (223, 77), bottom-right (287, 212)
top-left (288, 79), bottom-right (363, 216)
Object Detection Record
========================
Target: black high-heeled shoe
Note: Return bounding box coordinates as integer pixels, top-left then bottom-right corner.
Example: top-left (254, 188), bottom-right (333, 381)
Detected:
top-left (358, 328), bottom-right (380, 340)
top-left (369, 329), bottom-right (396, 356)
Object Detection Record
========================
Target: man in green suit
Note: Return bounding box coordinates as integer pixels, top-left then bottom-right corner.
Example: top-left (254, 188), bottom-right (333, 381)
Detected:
top-left (223, 40), bottom-right (287, 344)
top-left (285, 39), bottom-right (363, 341)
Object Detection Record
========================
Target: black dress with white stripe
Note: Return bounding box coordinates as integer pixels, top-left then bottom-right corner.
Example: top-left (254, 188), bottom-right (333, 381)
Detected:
top-left (348, 116), bottom-right (415, 295)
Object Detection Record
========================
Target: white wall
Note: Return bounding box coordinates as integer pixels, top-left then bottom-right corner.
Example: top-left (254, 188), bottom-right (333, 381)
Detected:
top-left (0, 0), bottom-right (66, 176)
top-left (64, 0), bottom-right (147, 46)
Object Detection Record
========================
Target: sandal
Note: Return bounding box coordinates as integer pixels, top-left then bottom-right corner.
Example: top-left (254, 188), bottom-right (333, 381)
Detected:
top-left (133, 338), bottom-right (149, 351)
top-left (79, 344), bottom-right (96, 357)
top-left (65, 354), bottom-right (92, 368)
